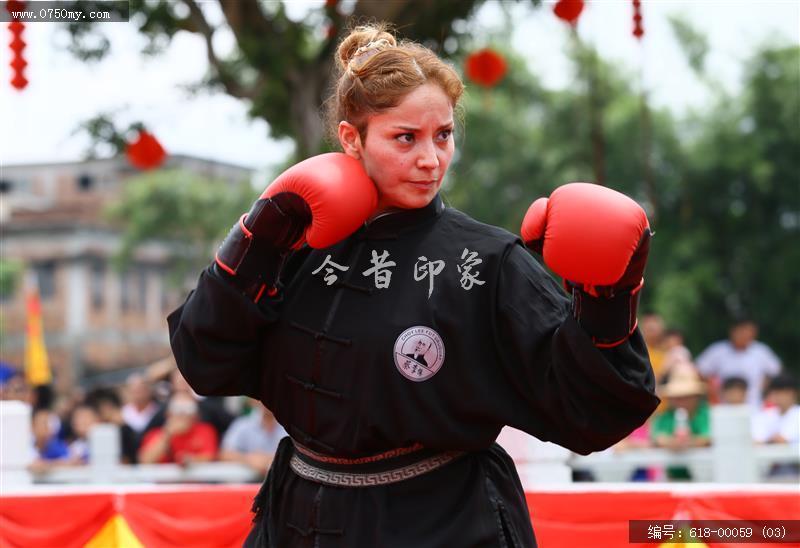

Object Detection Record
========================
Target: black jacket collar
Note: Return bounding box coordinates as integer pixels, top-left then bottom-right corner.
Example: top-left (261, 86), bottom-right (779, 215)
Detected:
top-left (359, 194), bottom-right (445, 240)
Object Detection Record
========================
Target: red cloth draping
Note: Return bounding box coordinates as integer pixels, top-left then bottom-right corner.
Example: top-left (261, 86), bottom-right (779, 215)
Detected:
top-left (528, 490), bottom-right (681, 548)
top-left (1, 486), bottom-right (797, 547)
top-left (0, 493), bottom-right (115, 548)
top-left (526, 490), bottom-right (800, 548)
top-left (123, 489), bottom-right (255, 547)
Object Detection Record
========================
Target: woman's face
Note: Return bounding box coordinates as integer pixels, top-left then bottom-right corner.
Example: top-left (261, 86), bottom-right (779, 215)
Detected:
top-left (341, 83), bottom-right (455, 212)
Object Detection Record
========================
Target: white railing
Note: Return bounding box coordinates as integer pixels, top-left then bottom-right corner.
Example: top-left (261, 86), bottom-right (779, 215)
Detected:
top-left (568, 444), bottom-right (799, 483)
top-left (33, 461), bottom-right (261, 485)
top-left (495, 405), bottom-right (799, 487)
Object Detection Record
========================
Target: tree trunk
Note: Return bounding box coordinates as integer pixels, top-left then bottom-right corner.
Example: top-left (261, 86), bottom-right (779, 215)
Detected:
top-left (289, 59), bottom-right (334, 158)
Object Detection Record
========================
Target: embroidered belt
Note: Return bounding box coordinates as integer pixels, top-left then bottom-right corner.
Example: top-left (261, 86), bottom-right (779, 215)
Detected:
top-left (289, 440), bottom-right (465, 488)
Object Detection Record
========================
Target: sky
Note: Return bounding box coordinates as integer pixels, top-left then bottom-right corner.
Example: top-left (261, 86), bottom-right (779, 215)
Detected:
top-left (1, 0), bottom-right (798, 173)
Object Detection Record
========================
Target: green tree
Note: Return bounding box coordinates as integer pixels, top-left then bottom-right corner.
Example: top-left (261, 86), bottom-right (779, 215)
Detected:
top-left (106, 169), bottom-right (257, 284)
top-left (655, 45), bottom-right (800, 360)
top-left (447, 39), bottom-right (684, 233)
top-left (0, 259), bottom-right (23, 301)
top-left (668, 14), bottom-right (709, 76)
top-left (446, 30), bottom-right (798, 364)
top-left (0, 259), bottom-right (24, 352)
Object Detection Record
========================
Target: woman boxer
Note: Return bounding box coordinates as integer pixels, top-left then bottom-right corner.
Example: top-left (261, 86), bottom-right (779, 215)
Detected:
top-left (168, 23), bottom-right (659, 547)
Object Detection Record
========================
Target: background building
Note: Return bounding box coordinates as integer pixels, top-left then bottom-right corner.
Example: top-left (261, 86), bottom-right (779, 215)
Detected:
top-left (0, 156), bottom-right (252, 392)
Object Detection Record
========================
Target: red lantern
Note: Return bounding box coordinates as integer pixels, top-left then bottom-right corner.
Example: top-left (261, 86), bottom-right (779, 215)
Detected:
top-left (8, 4), bottom-right (28, 91)
top-left (126, 130), bottom-right (167, 170)
top-left (553, 0), bottom-right (584, 26)
top-left (465, 49), bottom-right (507, 88)
top-left (632, 0), bottom-right (644, 39)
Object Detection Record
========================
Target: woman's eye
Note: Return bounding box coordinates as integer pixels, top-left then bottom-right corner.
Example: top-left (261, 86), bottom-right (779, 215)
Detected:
top-left (396, 133), bottom-right (414, 143)
top-left (438, 129), bottom-right (453, 140)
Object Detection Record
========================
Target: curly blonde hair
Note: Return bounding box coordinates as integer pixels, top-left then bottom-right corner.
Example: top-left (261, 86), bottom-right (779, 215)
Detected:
top-left (325, 23), bottom-right (464, 146)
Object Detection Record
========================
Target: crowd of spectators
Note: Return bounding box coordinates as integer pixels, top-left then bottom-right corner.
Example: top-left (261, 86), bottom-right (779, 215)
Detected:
top-left (612, 314), bottom-right (798, 481)
top-left (0, 361), bottom-right (285, 481)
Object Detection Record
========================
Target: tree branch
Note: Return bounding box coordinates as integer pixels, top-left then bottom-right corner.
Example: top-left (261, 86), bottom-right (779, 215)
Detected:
top-left (219, 1), bottom-right (278, 52)
top-left (181, 0), bottom-right (259, 100)
top-left (352, 0), bottom-right (481, 47)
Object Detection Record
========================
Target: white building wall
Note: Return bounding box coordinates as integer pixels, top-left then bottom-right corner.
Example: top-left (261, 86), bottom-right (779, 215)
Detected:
top-left (65, 261), bottom-right (88, 335)
top-left (146, 269), bottom-right (163, 330)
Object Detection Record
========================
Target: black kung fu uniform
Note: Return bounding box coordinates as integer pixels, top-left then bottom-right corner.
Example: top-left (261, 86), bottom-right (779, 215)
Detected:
top-left (168, 194), bottom-right (659, 548)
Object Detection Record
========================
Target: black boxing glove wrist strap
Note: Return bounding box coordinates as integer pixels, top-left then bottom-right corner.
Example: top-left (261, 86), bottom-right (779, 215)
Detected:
top-left (570, 280), bottom-right (643, 348)
top-left (215, 198), bottom-right (298, 302)
top-left (212, 261), bottom-right (282, 302)
top-left (214, 226), bottom-right (286, 301)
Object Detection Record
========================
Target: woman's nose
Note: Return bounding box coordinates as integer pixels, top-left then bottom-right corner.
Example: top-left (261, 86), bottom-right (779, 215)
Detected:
top-left (416, 140), bottom-right (440, 170)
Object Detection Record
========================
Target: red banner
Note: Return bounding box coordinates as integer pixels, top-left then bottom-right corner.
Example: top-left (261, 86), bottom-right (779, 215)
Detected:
top-left (1, 486), bottom-right (797, 547)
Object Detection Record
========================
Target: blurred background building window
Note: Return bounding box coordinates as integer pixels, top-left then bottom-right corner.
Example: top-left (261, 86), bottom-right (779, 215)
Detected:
top-left (32, 262), bottom-right (56, 300)
top-left (76, 174), bottom-right (94, 192)
top-left (120, 271), bottom-right (132, 312)
top-left (90, 261), bottom-right (105, 310)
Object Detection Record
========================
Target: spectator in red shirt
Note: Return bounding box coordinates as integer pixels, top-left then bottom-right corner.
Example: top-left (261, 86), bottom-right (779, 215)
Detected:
top-left (138, 392), bottom-right (218, 464)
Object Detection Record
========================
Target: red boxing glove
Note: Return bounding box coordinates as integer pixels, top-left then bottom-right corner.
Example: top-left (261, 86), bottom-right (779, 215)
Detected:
top-left (263, 153), bottom-right (379, 249)
top-left (216, 153), bottom-right (378, 300)
top-left (521, 182), bottom-right (651, 347)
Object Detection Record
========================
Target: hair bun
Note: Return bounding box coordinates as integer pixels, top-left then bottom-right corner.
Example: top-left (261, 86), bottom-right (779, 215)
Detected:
top-left (336, 24), bottom-right (397, 72)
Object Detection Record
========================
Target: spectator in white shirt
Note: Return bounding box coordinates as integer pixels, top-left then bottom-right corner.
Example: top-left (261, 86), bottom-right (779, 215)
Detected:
top-left (696, 319), bottom-right (781, 408)
top-left (753, 374), bottom-right (799, 444)
top-left (121, 374), bottom-right (159, 434)
top-left (220, 400), bottom-right (287, 476)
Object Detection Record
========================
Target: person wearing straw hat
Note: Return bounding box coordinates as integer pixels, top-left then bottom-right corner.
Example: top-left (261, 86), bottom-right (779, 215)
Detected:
top-left (652, 365), bottom-right (711, 479)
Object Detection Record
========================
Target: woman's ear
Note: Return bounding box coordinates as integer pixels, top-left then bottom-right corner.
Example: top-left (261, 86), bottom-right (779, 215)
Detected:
top-left (338, 121), bottom-right (362, 160)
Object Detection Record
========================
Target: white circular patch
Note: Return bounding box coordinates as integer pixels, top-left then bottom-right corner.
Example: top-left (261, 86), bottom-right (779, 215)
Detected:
top-left (393, 326), bottom-right (445, 382)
